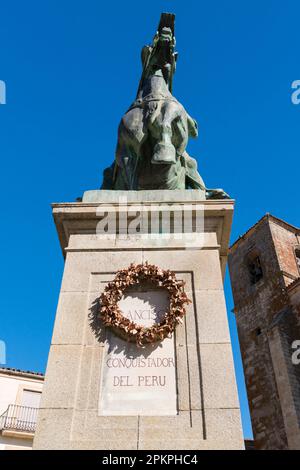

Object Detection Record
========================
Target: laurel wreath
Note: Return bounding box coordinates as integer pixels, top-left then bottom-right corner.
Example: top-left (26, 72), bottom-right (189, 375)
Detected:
top-left (99, 263), bottom-right (191, 347)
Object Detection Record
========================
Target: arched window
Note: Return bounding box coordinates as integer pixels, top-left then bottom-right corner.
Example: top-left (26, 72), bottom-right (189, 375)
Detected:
top-left (247, 253), bottom-right (263, 285)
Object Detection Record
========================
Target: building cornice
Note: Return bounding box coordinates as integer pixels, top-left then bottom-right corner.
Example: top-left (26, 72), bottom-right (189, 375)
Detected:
top-left (0, 367), bottom-right (44, 381)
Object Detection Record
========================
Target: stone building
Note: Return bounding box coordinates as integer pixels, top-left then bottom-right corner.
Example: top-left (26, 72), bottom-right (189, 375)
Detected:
top-left (0, 368), bottom-right (44, 450)
top-left (228, 214), bottom-right (300, 450)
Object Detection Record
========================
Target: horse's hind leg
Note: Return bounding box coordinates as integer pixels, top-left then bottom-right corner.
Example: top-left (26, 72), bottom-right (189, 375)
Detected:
top-left (115, 108), bottom-right (145, 189)
top-left (150, 102), bottom-right (178, 164)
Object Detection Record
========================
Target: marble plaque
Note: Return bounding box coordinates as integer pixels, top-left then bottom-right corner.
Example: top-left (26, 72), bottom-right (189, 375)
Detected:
top-left (99, 287), bottom-right (177, 416)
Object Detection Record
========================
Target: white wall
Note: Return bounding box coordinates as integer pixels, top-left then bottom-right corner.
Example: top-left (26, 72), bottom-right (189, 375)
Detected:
top-left (0, 372), bottom-right (43, 450)
top-left (0, 435), bottom-right (33, 450)
top-left (0, 374), bottom-right (43, 415)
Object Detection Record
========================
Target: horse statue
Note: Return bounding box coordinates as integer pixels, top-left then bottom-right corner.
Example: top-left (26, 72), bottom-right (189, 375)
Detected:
top-left (101, 13), bottom-right (229, 199)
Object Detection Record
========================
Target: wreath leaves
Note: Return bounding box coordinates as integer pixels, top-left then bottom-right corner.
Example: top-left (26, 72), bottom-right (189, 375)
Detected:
top-left (99, 262), bottom-right (191, 347)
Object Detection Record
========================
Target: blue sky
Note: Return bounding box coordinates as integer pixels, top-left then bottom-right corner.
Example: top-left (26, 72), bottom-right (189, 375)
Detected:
top-left (1, 0), bottom-right (300, 439)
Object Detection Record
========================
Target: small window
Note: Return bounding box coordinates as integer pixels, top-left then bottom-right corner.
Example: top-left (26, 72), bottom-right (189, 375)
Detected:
top-left (21, 389), bottom-right (42, 408)
top-left (248, 256), bottom-right (263, 285)
top-left (295, 247), bottom-right (300, 274)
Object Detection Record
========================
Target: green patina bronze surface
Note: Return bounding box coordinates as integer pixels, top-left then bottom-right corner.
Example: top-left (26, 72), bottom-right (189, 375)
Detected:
top-left (101, 13), bottom-right (229, 199)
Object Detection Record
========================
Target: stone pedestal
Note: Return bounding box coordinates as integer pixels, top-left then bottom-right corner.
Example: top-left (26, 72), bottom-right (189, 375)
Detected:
top-left (33, 190), bottom-right (244, 450)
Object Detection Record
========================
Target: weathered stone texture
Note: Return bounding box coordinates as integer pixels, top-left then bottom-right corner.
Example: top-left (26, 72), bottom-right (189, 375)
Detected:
top-left (229, 214), bottom-right (300, 450)
top-left (33, 195), bottom-right (244, 450)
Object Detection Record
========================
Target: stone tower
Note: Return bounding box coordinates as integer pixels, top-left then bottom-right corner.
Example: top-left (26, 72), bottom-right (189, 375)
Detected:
top-left (228, 214), bottom-right (300, 450)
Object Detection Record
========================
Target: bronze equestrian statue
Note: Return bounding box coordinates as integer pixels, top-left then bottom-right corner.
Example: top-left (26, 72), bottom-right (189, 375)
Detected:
top-left (101, 13), bottom-right (228, 199)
